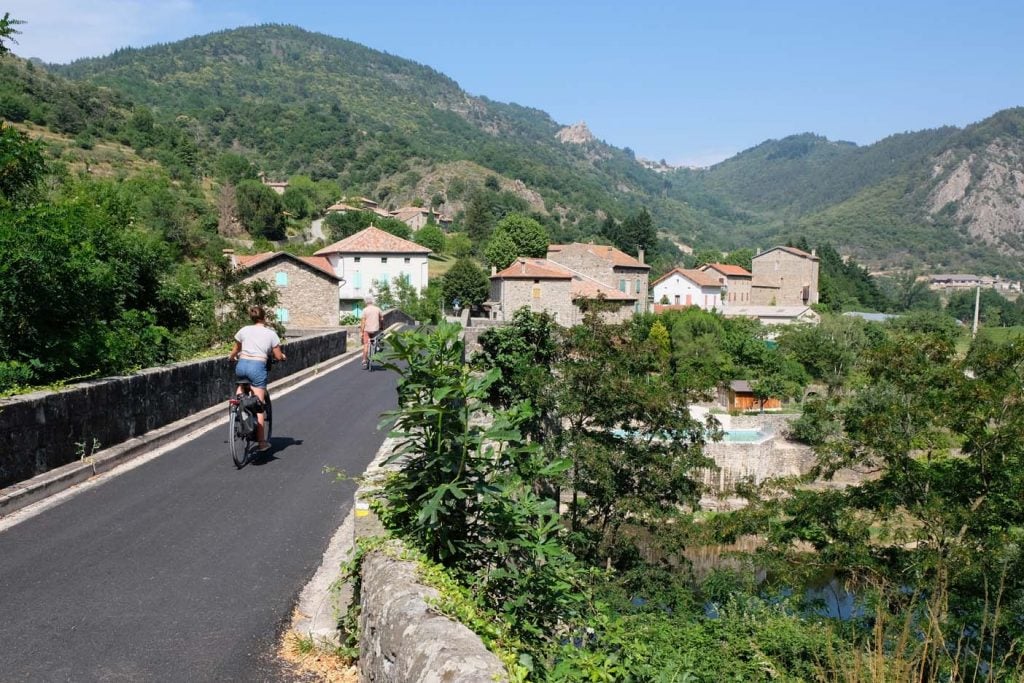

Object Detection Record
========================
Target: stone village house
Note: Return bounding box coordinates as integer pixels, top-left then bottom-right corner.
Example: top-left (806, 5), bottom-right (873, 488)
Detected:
top-left (749, 246), bottom-right (819, 306)
top-left (699, 263), bottom-right (753, 304)
top-left (651, 267), bottom-right (724, 310)
top-left (315, 226), bottom-right (431, 317)
top-left (485, 243), bottom-right (650, 326)
top-left (227, 250), bottom-right (341, 328)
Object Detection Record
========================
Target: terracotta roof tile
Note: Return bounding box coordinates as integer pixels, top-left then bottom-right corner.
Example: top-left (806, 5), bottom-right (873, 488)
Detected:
top-left (492, 258), bottom-right (573, 279)
top-left (570, 278), bottom-right (635, 301)
top-left (703, 263), bottom-right (752, 277)
top-left (315, 226), bottom-right (431, 256)
top-left (651, 267), bottom-right (722, 288)
top-left (547, 243), bottom-right (650, 269)
top-left (234, 252), bottom-right (340, 281)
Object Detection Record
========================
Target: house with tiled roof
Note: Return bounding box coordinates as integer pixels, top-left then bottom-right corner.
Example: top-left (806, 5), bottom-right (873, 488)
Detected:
top-left (315, 226), bottom-right (431, 316)
top-left (226, 250), bottom-right (341, 328)
top-left (651, 268), bottom-right (723, 310)
top-left (546, 243), bottom-right (650, 313)
top-left (700, 263), bottom-right (753, 305)
top-left (750, 246), bottom-right (819, 306)
top-left (486, 256), bottom-right (640, 326)
top-left (390, 206), bottom-right (435, 232)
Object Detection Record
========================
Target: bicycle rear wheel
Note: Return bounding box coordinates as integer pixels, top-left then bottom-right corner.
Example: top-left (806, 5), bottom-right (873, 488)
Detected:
top-left (228, 404), bottom-right (249, 468)
top-left (263, 394), bottom-right (272, 442)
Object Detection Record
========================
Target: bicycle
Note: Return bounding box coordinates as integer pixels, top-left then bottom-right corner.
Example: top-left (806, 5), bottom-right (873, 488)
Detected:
top-left (364, 331), bottom-right (384, 372)
top-left (227, 377), bottom-right (273, 469)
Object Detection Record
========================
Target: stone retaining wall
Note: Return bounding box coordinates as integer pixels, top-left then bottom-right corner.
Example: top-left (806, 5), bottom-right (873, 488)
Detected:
top-left (0, 330), bottom-right (346, 489)
top-left (353, 438), bottom-right (507, 683)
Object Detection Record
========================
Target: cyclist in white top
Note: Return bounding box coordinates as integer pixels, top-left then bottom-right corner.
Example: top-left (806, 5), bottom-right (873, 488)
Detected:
top-left (360, 296), bottom-right (384, 369)
top-left (228, 306), bottom-right (286, 451)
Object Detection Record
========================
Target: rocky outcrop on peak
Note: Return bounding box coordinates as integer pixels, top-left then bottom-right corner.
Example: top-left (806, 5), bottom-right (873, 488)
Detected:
top-left (556, 121), bottom-right (596, 145)
top-left (928, 140), bottom-right (1024, 256)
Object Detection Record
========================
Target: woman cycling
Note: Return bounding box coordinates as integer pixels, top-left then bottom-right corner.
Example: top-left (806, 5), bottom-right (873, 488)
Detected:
top-left (228, 306), bottom-right (286, 451)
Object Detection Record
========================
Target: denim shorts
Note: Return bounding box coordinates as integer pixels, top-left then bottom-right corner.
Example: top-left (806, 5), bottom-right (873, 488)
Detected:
top-left (235, 359), bottom-right (269, 389)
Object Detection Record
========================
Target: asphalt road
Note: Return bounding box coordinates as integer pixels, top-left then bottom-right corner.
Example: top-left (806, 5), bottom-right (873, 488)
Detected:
top-left (0, 357), bottom-right (398, 681)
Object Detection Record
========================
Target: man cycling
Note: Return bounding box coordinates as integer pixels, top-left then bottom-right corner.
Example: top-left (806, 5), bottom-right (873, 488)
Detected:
top-left (360, 295), bottom-right (384, 369)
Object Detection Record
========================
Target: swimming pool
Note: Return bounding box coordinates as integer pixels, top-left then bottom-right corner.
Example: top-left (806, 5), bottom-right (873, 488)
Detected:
top-left (721, 429), bottom-right (770, 443)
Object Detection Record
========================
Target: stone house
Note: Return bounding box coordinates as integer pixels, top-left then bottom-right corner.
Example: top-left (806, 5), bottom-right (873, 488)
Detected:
top-left (315, 226), bottom-right (431, 316)
top-left (485, 257), bottom-right (637, 326)
top-left (750, 246), bottom-right (819, 306)
top-left (389, 206), bottom-right (437, 232)
top-left (700, 263), bottom-right (753, 305)
top-left (546, 243), bottom-right (650, 314)
top-left (651, 268), bottom-right (723, 310)
top-left (228, 250), bottom-right (341, 328)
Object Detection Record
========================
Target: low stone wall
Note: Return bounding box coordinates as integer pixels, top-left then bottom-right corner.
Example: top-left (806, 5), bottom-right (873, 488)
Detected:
top-left (0, 330), bottom-right (346, 489)
top-left (359, 550), bottom-right (508, 682)
top-left (354, 438), bottom-right (507, 683)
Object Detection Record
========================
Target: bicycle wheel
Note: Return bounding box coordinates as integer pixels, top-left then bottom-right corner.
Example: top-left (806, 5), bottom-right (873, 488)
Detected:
top-left (262, 394), bottom-right (272, 442)
top-left (228, 404), bottom-right (248, 468)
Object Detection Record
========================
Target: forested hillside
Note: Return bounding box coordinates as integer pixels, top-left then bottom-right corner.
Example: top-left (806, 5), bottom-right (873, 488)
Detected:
top-left (5, 23), bottom-right (1024, 276)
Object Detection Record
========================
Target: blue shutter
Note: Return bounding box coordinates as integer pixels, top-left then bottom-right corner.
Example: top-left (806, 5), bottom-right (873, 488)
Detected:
top-left (353, 271), bottom-right (363, 289)
top-left (275, 271), bottom-right (288, 286)
top-left (276, 308), bottom-right (290, 323)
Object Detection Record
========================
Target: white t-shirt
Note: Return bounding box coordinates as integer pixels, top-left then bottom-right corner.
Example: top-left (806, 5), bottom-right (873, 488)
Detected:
top-left (235, 324), bottom-right (281, 360)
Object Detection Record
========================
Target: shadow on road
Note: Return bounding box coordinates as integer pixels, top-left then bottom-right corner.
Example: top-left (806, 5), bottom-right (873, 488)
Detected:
top-left (249, 437), bottom-right (304, 466)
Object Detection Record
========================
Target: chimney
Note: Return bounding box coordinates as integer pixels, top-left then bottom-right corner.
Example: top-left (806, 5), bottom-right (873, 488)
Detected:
top-left (222, 248), bottom-right (237, 269)
top-left (520, 259), bottom-right (526, 274)
top-left (756, 247), bottom-right (762, 255)
top-left (811, 248), bottom-right (816, 257)
top-left (491, 265), bottom-right (497, 276)
top-left (637, 248), bottom-right (645, 265)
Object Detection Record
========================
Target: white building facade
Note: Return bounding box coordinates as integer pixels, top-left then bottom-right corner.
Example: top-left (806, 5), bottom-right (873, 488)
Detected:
top-left (651, 268), bottom-right (724, 311)
top-left (315, 226), bottom-right (431, 315)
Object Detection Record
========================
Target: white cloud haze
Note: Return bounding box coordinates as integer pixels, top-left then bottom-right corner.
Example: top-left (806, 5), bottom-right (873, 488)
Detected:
top-left (5, 0), bottom-right (251, 63)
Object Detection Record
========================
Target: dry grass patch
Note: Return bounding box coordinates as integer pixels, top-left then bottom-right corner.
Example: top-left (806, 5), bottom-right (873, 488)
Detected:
top-left (278, 630), bottom-right (358, 683)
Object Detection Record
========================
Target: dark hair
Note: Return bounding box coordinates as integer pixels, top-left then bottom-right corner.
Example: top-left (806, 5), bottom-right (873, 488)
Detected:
top-left (248, 305), bottom-right (266, 323)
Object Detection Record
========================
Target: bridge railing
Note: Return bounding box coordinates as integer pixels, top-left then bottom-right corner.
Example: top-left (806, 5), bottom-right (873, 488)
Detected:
top-left (0, 330), bottom-right (347, 490)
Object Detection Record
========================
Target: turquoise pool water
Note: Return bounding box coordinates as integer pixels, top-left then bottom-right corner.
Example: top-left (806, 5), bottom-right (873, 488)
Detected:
top-left (721, 429), bottom-right (769, 443)
top-left (612, 428), bottom-right (771, 443)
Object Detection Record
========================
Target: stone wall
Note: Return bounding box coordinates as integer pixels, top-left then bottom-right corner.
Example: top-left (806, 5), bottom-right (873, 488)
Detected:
top-left (355, 438), bottom-right (507, 683)
top-left (0, 330), bottom-right (347, 489)
top-left (492, 278), bottom-right (576, 325)
top-left (750, 249), bottom-right (819, 306)
top-left (240, 259), bottom-right (339, 327)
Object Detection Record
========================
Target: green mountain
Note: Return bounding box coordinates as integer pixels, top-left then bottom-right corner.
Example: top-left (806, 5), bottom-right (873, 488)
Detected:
top-left (6, 23), bottom-right (1024, 276)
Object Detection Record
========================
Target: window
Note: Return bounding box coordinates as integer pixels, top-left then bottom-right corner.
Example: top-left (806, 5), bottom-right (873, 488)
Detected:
top-left (404, 257), bottom-right (411, 264)
top-left (619, 279), bottom-right (626, 292)
top-left (353, 272), bottom-right (363, 289)
top-left (275, 271), bottom-right (288, 287)
top-left (276, 308), bottom-right (290, 323)
top-left (381, 257), bottom-right (388, 264)
top-left (354, 257), bottom-right (361, 263)
top-left (532, 286), bottom-right (541, 299)
top-left (635, 278), bottom-right (641, 294)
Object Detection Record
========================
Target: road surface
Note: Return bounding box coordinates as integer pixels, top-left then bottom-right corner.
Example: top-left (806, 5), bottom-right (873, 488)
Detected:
top-left (0, 358), bottom-right (397, 681)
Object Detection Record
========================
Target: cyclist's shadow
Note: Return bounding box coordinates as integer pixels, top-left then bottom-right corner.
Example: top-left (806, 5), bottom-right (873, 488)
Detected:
top-left (250, 437), bottom-right (304, 466)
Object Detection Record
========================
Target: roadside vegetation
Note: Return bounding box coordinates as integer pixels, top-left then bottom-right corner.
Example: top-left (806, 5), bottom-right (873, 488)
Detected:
top-left (357, 307), bottom-right (1024, 681)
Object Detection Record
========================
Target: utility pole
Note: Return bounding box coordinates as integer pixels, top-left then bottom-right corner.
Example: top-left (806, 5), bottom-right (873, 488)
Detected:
top-left (972, 285), bottom-right (981, 338)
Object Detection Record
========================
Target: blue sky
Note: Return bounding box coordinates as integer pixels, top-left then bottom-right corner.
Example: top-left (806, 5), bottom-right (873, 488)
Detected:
top-left (6, 0), bottom-right (1023, 166)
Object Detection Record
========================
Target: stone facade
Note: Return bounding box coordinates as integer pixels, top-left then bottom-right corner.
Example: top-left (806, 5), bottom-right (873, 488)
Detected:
top-left (239, 258), bottom-right (339, 328)
top-left (750, 247), bottom-right (819, 306)
top-left (701, 263), bottom-right (753, 304)
top-left (489, 277), bottom-right (577, 325)
top-left (547, 243), bottom-right (650, 312)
